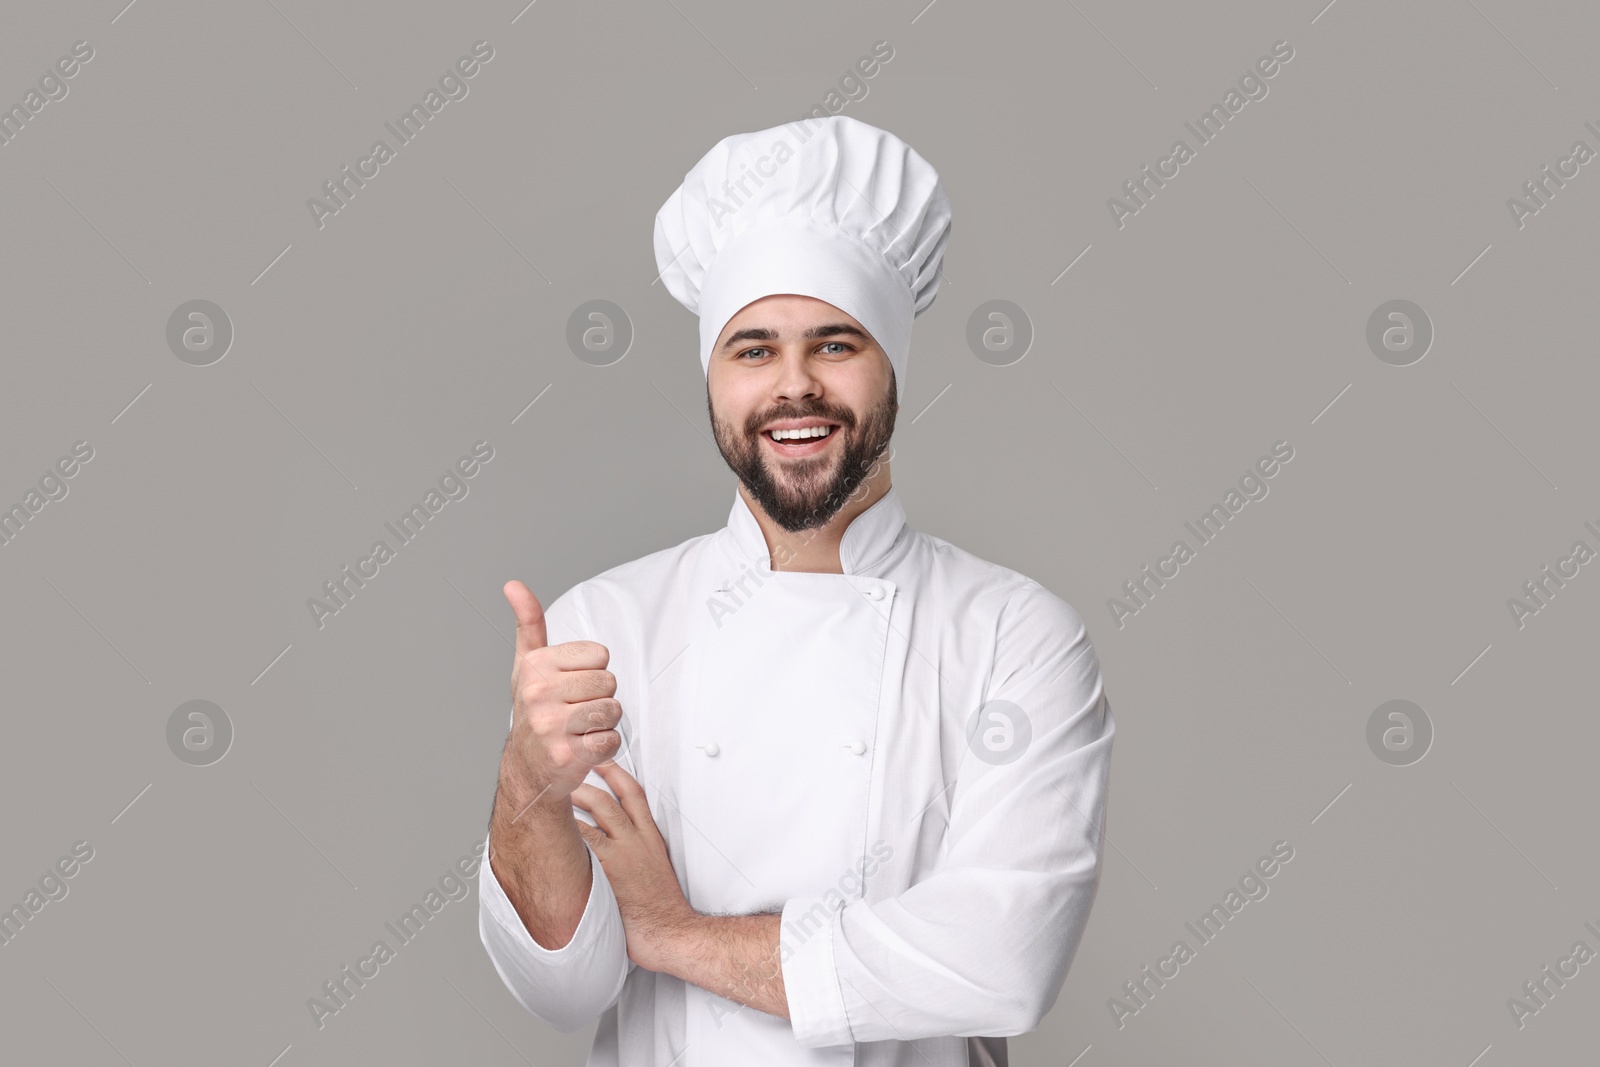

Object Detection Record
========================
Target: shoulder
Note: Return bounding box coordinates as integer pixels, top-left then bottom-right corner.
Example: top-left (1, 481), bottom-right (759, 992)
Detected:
top-left (909, 529), bottom-right (1087, 635)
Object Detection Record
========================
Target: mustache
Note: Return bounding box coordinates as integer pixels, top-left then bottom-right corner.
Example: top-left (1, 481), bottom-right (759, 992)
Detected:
top-left (744, 403), bottom-right (857, 435)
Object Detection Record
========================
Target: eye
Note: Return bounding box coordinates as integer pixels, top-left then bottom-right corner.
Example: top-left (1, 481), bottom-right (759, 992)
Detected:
top-left (819, 341), bottom-right (853, 354)
top-left (736, 346), bottom-right (771, 360)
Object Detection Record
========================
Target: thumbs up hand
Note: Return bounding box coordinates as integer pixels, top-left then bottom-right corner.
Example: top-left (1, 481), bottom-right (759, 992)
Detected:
top-left (500, 580), bottom-right (624, 809)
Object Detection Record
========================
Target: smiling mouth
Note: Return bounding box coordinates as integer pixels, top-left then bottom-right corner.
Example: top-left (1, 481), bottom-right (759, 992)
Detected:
top-left (765, 424), bottom-right (837, 443)
top-left (759, 422), bottom-right (841, 457)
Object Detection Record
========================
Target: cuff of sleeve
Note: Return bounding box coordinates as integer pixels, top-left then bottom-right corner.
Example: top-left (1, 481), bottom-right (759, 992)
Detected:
top-left (479, 828), bottom-right (615, 960)
top-left (779, 896), bottom-right (853, 1047)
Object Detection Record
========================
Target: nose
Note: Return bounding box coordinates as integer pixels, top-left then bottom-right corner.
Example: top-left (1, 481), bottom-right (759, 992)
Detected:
top-left (772, 348), bottom-right (822, 402)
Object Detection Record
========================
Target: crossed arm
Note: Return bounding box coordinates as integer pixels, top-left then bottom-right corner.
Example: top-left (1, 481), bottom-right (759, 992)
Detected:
top-left (483, 582), bottom-right (1115, 1043)
top-left (570, 760), bottom-right (790, 1019)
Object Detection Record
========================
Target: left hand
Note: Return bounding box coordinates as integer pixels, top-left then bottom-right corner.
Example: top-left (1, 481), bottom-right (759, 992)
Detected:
top-left (571, 760), bottom-right (698, 972)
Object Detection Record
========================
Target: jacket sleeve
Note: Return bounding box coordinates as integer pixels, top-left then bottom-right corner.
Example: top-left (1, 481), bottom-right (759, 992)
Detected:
top-left (477, 583), bottom-right (636, 1031)
top-left (779, 580), bottom-right (1115, 1046)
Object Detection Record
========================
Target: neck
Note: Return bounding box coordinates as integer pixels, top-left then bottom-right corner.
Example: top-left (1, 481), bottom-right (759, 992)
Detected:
top-left (739, 458), bottom-right (893, 574)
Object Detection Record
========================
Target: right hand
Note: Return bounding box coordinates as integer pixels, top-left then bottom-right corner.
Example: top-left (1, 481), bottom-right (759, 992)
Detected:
top-left (500, 580), bottom-right (624, 808)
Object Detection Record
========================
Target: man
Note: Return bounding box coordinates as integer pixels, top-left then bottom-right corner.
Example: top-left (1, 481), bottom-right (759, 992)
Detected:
top-left (480, 115), bottom-right (1115, 1067)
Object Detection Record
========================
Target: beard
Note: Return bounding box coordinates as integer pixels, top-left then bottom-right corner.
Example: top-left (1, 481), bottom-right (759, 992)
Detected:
top-left (708, 371), bottom-right (897, 534)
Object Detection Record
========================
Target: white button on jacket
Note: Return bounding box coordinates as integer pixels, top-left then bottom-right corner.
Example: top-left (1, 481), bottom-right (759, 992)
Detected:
top-left (479, 486), bottom-right (1115, 1067)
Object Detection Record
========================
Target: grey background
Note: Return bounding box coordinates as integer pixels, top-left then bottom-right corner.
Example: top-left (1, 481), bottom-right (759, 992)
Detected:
top-left (2, 0), bottom-right (1595, 1064)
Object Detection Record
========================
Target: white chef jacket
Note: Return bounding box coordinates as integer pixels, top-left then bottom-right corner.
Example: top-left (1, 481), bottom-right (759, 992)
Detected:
top-left (479, 484), bottom-right (1114, 1067)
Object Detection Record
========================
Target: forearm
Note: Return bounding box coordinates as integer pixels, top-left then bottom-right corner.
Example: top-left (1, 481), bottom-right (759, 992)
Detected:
top-left (656, 911), bottom-right (789, 1020)
top-left (488, 755), bottom-right (593, 950)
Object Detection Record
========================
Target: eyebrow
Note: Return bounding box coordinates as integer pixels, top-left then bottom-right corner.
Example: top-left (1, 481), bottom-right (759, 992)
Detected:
top-left (719, 323), bottom-right (870, 352)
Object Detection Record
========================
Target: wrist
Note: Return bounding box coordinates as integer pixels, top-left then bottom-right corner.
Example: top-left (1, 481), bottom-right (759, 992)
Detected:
top-left (644, 906), bottom-right (705, 977)
top-left (494, 760), bottom-right (573, 825)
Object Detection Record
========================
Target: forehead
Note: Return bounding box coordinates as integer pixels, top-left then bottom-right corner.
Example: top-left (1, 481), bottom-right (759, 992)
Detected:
top-left (715, 294), bottom-right (869, 343)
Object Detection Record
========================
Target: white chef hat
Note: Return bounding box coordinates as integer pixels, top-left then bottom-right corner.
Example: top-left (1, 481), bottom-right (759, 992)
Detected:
top-left (653, 115), bottom-right (952, 403)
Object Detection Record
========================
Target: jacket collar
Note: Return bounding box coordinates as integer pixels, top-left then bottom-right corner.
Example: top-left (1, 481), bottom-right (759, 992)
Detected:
top-left (726, 483), bottom-right (907, 576)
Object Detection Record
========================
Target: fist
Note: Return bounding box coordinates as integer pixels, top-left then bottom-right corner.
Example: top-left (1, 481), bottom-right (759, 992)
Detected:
top-left (501, 580), bottom-right (624, 805)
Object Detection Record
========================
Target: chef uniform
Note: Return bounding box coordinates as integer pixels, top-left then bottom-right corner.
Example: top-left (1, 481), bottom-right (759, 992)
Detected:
top-left (479, 115), bottom-right (1115, 1067)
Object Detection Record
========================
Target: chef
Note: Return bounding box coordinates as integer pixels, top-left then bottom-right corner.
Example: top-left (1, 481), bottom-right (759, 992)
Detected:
top-left (479, 114), bottom-right (1115, 1067)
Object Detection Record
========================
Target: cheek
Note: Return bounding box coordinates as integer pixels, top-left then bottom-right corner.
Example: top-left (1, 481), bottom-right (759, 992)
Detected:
top-left (709, 389), bottom-right (758, 433)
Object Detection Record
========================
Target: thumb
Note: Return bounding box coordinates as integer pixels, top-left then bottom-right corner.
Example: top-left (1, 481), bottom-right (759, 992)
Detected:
top-left (503, 580), bottom-right (548, 654)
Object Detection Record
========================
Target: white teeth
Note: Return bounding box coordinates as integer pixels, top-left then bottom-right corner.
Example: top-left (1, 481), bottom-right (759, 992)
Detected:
top-left (769, 425), bottom-right (834, 441)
